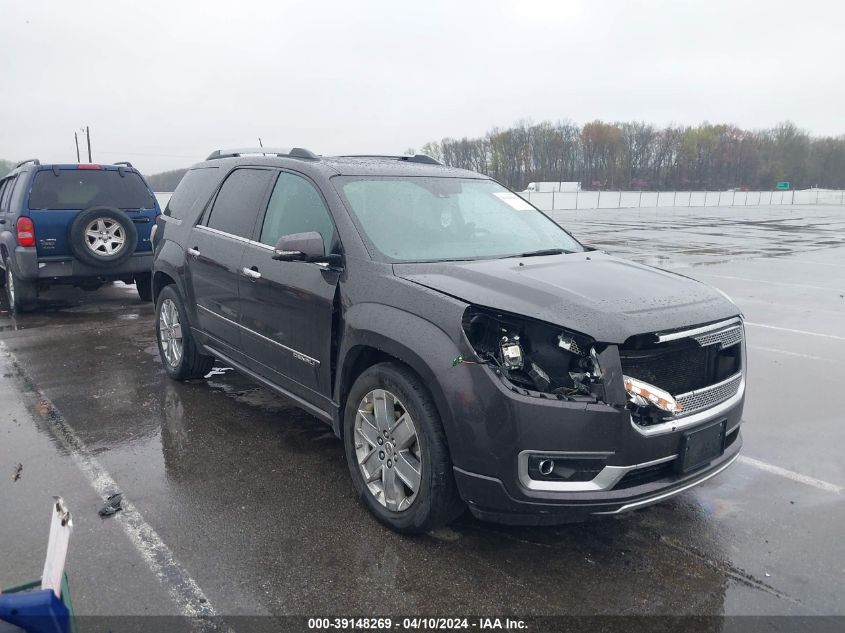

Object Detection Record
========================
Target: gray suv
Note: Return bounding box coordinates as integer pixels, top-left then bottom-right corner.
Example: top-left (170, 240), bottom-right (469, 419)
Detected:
top-left (151, 147), bottom-right (745, 532)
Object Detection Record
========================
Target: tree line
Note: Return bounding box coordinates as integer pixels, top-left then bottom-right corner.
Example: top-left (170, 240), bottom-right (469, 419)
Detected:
top-left (420, 120), bottom-right (845, 191)
top-left (4, 119), bottom-right (843, 193)
top-left (145, 168), bottom-right (187, 192)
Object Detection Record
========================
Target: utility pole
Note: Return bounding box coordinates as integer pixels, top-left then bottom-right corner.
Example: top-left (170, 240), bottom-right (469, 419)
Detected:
top-left (85, 126), bottom-right (92, 162)
top-left (258, 137), bottom-right (263, 148)
top-left (74, 132), bottom-right (81, 162)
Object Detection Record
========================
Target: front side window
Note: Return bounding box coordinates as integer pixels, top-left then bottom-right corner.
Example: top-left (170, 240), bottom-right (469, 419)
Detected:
top-left (259, 172), bottom-right (335, 251)
top-left (335, 176), bottom-right (583, 262)
top-left (205, 168), bottom-right (275, 239)
top-left (28, 169), bottom-right (154, 210)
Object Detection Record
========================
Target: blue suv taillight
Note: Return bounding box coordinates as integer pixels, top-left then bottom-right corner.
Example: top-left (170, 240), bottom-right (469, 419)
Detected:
top-left (17, 217), bottom-right (36, 247)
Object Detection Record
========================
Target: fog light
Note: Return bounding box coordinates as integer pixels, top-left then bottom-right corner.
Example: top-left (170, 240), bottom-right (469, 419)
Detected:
top-left (527, 455), bottom-right (607, 482)
top-left (538, 459), bottom-right (554, 476)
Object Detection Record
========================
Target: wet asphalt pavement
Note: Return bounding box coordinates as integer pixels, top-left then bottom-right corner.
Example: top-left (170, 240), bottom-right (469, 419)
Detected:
top-left (1, 204), bottom-right (843, 620)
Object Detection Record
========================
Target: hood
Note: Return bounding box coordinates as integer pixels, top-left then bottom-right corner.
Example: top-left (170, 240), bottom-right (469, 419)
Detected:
top-left (393, 252), bottom-right (739, 344)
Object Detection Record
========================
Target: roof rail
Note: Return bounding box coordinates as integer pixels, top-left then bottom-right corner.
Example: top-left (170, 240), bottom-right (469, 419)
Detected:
top-left (338, 154), bottom-right (442, 165)
top-left (205, 147), bottom-right (319, 161)
top-left (14, 158), bottom-right (41, 169)
top-left (113, 161), bottom-right (134, 168)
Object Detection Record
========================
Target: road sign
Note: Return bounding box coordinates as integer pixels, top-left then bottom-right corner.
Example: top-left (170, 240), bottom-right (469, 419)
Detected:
top-left (776, 181), bottom-right (790, 190)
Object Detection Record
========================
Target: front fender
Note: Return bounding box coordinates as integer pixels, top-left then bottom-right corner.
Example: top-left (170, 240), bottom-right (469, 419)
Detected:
top-left (337, 302), bottom-right (474, 459)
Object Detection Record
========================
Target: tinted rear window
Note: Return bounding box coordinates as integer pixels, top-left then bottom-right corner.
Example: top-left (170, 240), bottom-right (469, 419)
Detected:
top-left (29, 169), bottom-right (155, 210)
top-left (164, 167), bottom-right (220, 220)
top-left (205, 168), bottom-right (275, 238)
top-left (0, 177), bottom-right (13, 211)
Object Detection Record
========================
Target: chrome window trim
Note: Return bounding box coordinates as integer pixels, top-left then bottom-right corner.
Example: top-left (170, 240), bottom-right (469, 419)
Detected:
top-left (656, 317), bottom-right (743, 343)
top-left (195, 224), bottom-right (274, 250)
top-left (593, 452), bottom-right (740, 515)
top-left (196, 304), bottom-right (320, 367)
top-left (517, 451), bottom-right (678, 492)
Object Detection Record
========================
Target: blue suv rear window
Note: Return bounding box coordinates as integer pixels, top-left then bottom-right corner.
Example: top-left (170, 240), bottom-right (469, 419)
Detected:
top-left (29, 169), bottom-right (154, 210)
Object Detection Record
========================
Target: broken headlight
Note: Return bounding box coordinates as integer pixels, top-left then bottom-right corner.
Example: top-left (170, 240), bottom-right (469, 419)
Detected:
top-left (461, 306), bottom-right (603, 401)
top-left (623, 375), bottom-right (682, 414)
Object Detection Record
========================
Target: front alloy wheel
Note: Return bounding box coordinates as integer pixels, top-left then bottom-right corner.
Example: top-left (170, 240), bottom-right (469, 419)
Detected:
top-left (354, 389), bottom-right (422, 512)
top-left (344, 362), bottom-right (464, 533)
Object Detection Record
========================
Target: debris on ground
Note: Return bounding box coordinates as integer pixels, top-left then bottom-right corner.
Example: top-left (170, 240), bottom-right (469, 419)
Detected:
top-left (12, 463), bottom-right (22, 482)
top-left (98, 492), bottom-right (123, 517)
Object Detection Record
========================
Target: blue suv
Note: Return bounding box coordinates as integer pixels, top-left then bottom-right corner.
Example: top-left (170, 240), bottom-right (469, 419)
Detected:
top-left (0, 159), bottom-right (160, 312)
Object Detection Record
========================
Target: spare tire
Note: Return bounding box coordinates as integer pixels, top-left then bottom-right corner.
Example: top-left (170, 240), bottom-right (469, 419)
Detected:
top-left (69, 206), bottom-right (138, 268)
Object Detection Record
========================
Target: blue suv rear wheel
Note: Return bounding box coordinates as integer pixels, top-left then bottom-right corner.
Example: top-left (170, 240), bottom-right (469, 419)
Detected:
top-left (4, 262), bottom-right (38, 313)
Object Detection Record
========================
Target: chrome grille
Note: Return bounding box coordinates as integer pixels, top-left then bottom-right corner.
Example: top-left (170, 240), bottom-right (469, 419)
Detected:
top-left (674, 372), bottom-right (743, 417)
top-left (692, 324), bottom-right (743, 349)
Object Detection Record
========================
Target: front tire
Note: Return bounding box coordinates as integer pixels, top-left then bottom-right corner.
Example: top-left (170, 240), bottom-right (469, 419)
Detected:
top-left (4, 263), bottom-right (38, 313)
top-left (344, 362), bottom-right (464, 533)
top-left (155, 285), bottom-right (214, 380)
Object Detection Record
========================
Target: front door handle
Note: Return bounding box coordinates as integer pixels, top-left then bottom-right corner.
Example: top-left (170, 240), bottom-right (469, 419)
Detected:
top-left (242, 266), bottom-right (262, 280)
top-left (187, 247), bottom-right (200, 258)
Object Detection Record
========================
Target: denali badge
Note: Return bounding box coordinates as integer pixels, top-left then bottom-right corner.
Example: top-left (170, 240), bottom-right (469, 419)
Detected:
top-left (293, 351), bottom-right (317, 367)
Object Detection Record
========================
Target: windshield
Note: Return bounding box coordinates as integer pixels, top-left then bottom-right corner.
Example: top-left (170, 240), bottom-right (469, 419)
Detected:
top-left (29, 169), bottom-right (155, 210)
top-left (335, 176), bottom-right (583, 262)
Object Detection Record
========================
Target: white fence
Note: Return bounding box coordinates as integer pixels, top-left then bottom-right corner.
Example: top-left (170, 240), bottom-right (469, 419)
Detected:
top-left (520, 189), bottom-right (845, 211)
top-left (154, 189), bottom-right (845, 214)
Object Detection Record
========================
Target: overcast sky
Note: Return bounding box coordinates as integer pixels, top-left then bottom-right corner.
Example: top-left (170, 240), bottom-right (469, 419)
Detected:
top-left (1, 0), bottom-right (843, 174)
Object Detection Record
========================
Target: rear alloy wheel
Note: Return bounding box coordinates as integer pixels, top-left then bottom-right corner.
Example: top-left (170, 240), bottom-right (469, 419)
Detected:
top-left (344, 363), bottom-right (464, 533)
top-left (68, 207), bottom-right (137, 268)
top-left (84, 217), bottom-right (126, 257)
top-left (4, 263), bottom-right (38, 313)
top-left (155, 285), bottom-right (214, 380)
top-left (158, 298), bottom-right (184, 369)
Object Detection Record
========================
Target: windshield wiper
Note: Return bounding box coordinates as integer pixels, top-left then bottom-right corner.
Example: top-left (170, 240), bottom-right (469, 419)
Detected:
top-left (507, 248), bottom-right (570, 259)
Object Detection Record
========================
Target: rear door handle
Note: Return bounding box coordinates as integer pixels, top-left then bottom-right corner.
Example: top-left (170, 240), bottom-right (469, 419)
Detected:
top-left (242, 267), bottom-right (261, 280)
top-left (187, 247), bottom-right (200, 257)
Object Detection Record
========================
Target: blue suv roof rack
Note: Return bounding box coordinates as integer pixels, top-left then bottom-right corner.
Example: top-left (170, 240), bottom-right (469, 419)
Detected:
top-left (206, 147), bottom-right (319, 161)
top-left (338, 154), bottom-right (441, 165)
top-left (14, 158), bottom-right (41, 169)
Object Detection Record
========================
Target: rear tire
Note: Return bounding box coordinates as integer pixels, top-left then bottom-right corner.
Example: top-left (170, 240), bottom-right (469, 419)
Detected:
top-left (4, 262), bottom-right (38, 313)
top-left (155, 285), bottom-right (214, 380)
top-left (135, 274), bottom-right (152, 302)
top-left (344, 362), bottom-right (465, 533)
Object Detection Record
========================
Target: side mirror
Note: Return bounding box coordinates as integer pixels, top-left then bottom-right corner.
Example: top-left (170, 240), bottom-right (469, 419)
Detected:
top-left (272, 231), bottom-right (342, 267)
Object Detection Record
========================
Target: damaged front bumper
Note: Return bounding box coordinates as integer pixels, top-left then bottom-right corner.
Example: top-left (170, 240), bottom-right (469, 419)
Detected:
top-left (454, 433), bottom-right (742, 525)
top-left (440, 320), bottom-right (746, 526)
